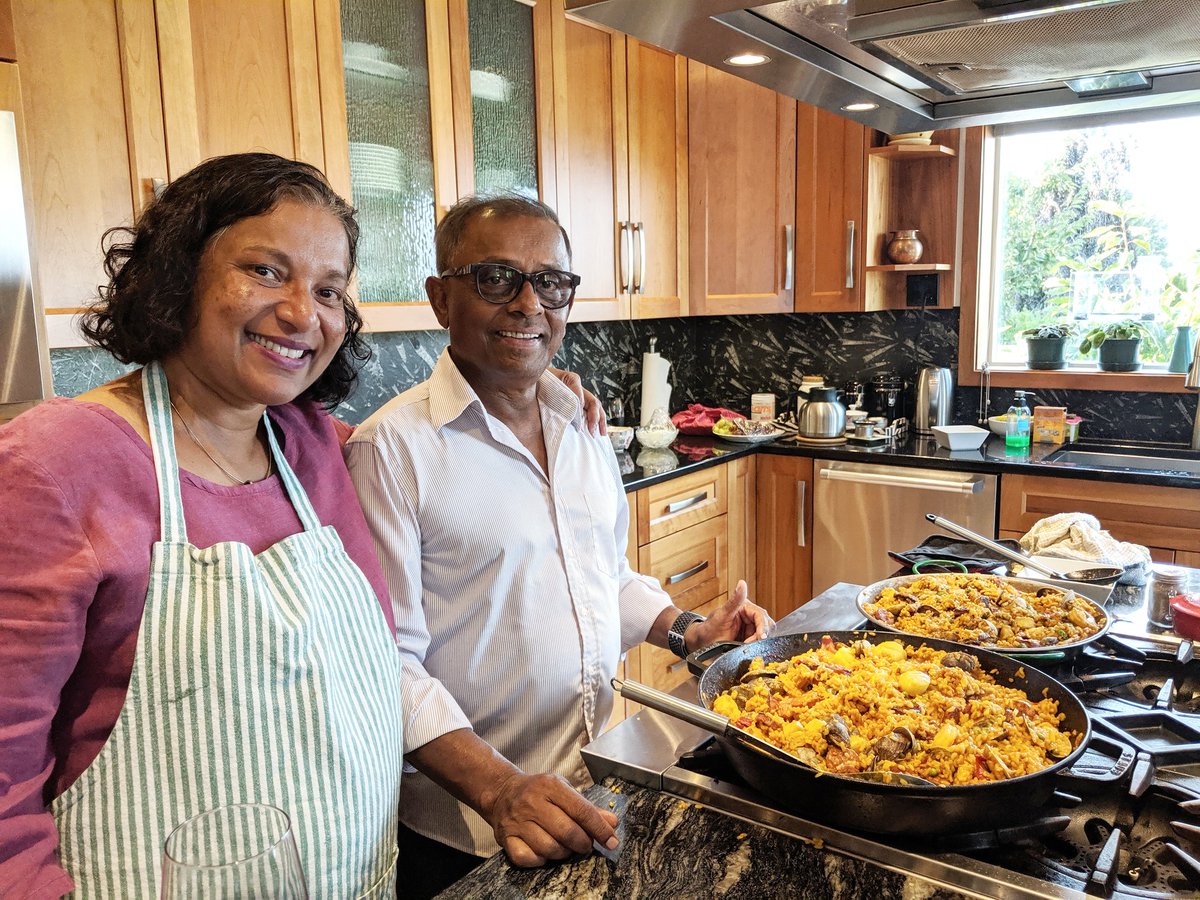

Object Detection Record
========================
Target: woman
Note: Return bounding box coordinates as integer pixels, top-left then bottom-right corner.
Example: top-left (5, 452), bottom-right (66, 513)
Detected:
top-left (0, 153), bottom-right (609, 899)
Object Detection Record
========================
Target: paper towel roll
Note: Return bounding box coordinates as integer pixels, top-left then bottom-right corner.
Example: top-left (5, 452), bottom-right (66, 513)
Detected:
top-left (640, 352), bottom-right (672, 426)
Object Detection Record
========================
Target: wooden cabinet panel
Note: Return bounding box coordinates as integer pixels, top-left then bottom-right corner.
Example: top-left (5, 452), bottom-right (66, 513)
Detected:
top-left (0, 0), bottom-right (14, 62)
top-left (999, 474), bottom-right (1200, 556)
top-left (637, 515), bottom-right (726, 611)
top-left (625, 40), bottom-right (686, 318)
top-left (755, 455), bottom-right (813, 619)
top-left (1176, 551), bottom-right (1200, 569)
top-left (12, 0), bottom-right (165, 314)
top-left (637, 465), bottom-right (728, 544)
top-left (625, 493), bottom-right (638, 568)
top-left (687, 59), bottom-right (795, 316)
top-left (157, 0), bottom-right (327, 177)
top-left (725, 454), bottom-right (756, 600)
top-left (795, 103), bottom-right (866, 313)
top-left (553, 8), bottom-right (684, 321)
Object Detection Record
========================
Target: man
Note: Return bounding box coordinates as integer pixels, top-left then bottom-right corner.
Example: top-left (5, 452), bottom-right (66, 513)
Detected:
top-left (346, 195), bottom-right (771, 897)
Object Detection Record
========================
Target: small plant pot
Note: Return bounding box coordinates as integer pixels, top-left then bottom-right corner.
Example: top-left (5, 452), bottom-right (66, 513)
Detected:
top-left (1025, 336), bottom-right (1067, 370)
top-left (1096, 338), bottom-right (1142, 372)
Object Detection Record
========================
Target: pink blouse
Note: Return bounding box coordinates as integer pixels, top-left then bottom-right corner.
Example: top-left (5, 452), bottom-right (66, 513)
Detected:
top-left (0, 398), bottom-right (395, 899)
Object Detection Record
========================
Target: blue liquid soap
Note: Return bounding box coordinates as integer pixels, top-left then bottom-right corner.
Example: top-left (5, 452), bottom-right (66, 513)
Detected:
top-left (1005, 390), bottom-right (1032, 451)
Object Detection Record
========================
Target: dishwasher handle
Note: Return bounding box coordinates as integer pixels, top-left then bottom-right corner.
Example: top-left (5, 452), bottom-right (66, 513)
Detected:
top-left (819, 467), bottom-right (984, 495)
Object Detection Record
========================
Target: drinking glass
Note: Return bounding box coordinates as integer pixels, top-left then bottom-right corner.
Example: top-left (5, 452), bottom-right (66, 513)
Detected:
top-left (161, 803), bottom-right (307, 899)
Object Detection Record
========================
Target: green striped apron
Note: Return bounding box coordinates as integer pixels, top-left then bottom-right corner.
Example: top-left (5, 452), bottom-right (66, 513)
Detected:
top-left (51, 361), bottom-right (402, 898)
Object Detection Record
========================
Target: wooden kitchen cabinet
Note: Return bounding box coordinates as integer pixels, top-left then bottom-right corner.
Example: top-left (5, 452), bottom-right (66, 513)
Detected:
top-left (794, 103), bottom-right (868, 313)
top-left (754, 454), bottom-right (814, 619)
top-left (687, 59), bottom-right (796, 316)
top-left (551, 8), bottom-right (687, 321)
top-left (999, 474), bottom-right (1200, 561)
top-left (14, 0), bottom-right (340, 342)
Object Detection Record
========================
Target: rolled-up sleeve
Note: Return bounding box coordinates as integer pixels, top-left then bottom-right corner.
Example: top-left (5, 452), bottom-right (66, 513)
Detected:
top-left (344, 438), bottom-right (472, 754)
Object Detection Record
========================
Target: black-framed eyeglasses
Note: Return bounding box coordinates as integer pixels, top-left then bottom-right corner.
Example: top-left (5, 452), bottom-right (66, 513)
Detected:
top-left (440, 263), bottom-right (581, 310)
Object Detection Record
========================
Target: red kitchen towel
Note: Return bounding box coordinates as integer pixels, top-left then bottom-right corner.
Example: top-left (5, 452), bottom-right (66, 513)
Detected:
top-left (671, 403), bottom-right (745, 435)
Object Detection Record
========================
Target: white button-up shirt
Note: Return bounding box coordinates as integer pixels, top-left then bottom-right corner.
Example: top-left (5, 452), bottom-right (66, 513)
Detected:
top-left (345, 350), bottom-right (670, 855)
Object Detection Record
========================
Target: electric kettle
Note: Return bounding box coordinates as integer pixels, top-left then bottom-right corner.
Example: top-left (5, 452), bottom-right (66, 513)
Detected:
top-left (797, 387), bottom-right (846, 439)
top-left (914, 366), bottom-right (954, 434)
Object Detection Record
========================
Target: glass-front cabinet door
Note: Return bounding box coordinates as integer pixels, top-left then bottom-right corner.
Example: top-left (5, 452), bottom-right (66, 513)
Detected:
top-left (337, 0), bottom-right (560, 329)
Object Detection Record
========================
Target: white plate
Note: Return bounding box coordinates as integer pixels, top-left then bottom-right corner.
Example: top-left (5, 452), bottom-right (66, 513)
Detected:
top-left (715, 430), bottom-right (787, 444)
top-left (1013, 555), bottom-right (1110, 582)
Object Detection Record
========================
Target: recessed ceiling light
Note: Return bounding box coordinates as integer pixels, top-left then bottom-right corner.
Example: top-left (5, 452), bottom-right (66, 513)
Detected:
top-left (841, 102), bottom-right (879, 112)
top-left (725, 52), bottom-right (770, 67)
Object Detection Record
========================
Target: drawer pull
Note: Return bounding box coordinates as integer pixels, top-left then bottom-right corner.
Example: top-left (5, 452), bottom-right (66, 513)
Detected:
top-left (796, 479), bottom-right (807, 547)
top-left (666, 491), bottom-right (708, 514)
top-left (667, 560), bottom-right (709, 585)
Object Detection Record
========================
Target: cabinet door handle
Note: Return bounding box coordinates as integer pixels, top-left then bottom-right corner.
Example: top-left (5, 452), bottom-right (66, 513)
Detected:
top-left (618, 221), bottom-right (632, 293)
top-left (784, 224), bottom-right (795, 291)
top-left (666, 491), bottom-right (708, 514)
top-left (632, 222), bottom-right (647, 294)
top-left (796, 479), bottom-right (807, 547)
top-left (667, 560), bottom-right (709, 585)
top-left (845, 220), bottom-right (856, 289)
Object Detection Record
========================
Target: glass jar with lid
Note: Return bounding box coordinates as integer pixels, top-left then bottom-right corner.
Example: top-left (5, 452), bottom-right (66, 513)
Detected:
top-left (1150, 565), bottom-right (1189, 627)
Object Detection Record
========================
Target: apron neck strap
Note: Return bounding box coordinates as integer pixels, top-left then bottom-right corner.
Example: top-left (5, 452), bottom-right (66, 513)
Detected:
top-left (142, 361), bottom-right (325, 538)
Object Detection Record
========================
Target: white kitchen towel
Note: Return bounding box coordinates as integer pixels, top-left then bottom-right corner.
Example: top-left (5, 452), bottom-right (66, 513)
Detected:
top-left (1019, 512), bottom-right (1152, 585)
top-left (640, 352), bottom-right (672, 426)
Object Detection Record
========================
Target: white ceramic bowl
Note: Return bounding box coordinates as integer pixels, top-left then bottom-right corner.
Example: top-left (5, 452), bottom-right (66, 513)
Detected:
top-left (931, 424), bottom-right (990, 450)
top-left (635, 425), bottom-right (678, 449)
top-left (608, 425), bottom-right (634, 452)
top-left (987, 415), bottom-right (1008, 437)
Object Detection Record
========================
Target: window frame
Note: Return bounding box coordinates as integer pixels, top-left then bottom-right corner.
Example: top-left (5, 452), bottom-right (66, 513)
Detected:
top-left (957, 125), bottom-right (1188, 393)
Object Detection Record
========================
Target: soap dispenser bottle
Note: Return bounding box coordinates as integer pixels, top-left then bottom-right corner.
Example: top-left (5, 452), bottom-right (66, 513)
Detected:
top-left (1005, 390), bottom-right (1032, 450)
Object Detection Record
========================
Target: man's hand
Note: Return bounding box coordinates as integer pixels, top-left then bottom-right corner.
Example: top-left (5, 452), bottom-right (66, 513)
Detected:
top-left (480, 771), bottom-right (619, 867)
top-left (549, 367), bottom-right (608, 436)
top-left (687, 580), bottom-right (773, 652)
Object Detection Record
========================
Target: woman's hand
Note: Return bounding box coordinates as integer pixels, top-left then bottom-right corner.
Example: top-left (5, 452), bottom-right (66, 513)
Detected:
top-left (549, 368), bottom-right (607, 436)
top-left (686, 580), bottom-right (773, 652)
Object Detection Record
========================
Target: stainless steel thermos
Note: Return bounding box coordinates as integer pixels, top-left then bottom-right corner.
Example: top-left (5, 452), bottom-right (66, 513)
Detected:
top-left (914, 366), bottom-right (954, 434)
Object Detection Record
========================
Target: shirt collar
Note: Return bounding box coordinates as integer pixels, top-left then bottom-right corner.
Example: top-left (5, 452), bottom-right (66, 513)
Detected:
top-left (428, 349), bottom-right (585, 433)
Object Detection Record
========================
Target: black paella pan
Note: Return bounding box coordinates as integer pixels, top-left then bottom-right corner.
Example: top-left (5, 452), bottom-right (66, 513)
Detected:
top-left (617, 629), bottom-right (1091, 837)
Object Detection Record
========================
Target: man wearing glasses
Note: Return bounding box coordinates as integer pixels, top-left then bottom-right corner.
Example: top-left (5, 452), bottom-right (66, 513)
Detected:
top-left (346, 195), bottom-right (770, 898)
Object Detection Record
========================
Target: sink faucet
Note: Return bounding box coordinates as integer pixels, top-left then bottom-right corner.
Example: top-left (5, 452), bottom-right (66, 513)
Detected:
top-left (1186, 333), bottom-right (1200, 449)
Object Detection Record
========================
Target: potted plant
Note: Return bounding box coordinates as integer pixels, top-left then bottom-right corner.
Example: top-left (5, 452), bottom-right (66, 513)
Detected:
top-left (1020, 323), bottom-right (1075, 370)
top-left (1078, 320), bottom-right (1149, 372)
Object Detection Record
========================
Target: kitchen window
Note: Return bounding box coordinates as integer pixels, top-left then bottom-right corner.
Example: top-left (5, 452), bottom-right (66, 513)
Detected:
top-left (971, 110), bottom-right (1200, 379)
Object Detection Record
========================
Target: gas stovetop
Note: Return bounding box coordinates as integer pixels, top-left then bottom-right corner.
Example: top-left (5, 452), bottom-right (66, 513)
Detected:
top-left (583, 583), bottom-right (1200, 900)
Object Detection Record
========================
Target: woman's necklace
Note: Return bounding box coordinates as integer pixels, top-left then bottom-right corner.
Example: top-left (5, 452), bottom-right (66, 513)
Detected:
top-left (169, 397), bottom-right (273, 486)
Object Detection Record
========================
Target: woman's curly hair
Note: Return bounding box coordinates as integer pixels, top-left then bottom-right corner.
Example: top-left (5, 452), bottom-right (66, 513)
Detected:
top-left (80, 152), bottom-right (371, 407)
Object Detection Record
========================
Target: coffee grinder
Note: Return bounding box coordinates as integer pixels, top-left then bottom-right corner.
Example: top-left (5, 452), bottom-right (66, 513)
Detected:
top-left (865, 373), bottom-right (909, 438)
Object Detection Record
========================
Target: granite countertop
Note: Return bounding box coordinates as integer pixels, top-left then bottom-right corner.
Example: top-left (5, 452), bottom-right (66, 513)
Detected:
top-left (436, 776), bottom-right (969, 900)
top-left (620, 432), bottom-right (1200, 492)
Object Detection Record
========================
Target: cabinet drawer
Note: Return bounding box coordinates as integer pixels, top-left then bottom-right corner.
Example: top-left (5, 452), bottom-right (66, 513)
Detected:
top-left (999, 474), bottom-right (1200, 555)
top-left (638, 465), bottom-right (728, 544)
top-left (632, 594), bottom-right (724, 698)
top-left (638, 515), bottom-right (727, 611)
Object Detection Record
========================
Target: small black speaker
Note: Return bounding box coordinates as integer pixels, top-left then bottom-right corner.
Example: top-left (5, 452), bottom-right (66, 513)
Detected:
top-left (906, 274), bottom-right (939, 307)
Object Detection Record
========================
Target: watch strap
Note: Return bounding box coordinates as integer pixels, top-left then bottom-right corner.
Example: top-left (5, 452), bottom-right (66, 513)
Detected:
top-left (667, 610), bottom-right (706, 659)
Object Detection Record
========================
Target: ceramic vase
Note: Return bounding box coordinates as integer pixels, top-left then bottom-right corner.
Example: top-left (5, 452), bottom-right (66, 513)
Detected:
top-left (1168, 325), bottom-right (1194, 374)
top-left (886, 230), bottom-right (923, 264)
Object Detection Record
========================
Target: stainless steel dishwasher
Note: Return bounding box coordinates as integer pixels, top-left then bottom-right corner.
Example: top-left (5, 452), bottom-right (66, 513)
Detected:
top-left (811, 460), bottom-right (998, 596)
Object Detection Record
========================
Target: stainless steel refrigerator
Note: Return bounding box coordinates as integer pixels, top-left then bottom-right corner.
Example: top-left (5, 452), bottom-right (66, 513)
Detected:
top-left (0, 64), bottom-right (52, 423)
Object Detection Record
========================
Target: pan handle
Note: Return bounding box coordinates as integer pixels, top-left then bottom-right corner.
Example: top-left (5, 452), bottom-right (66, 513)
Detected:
top-left (685, 641), bottom-right (742, 678)
top-left (611, 678), bottom-right (730, 735)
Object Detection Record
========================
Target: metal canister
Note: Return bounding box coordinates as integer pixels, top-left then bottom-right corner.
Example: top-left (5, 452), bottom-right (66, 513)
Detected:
top-left (1150, 565), bottom-right (1189, 627)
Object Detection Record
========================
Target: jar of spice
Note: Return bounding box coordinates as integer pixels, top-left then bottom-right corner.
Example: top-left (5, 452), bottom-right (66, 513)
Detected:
top-left (1150, 565), bottom-right (1189, 627)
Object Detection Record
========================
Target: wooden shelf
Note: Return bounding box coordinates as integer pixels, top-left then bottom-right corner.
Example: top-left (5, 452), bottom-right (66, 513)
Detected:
top-left (868, 143), bottom-right (957, 159)
top-left (865, 263), bottom-right (952, 272)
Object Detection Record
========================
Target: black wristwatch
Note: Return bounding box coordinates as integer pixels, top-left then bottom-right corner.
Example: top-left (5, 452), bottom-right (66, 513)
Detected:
top-left (667, 610), bottom-right (706, 659)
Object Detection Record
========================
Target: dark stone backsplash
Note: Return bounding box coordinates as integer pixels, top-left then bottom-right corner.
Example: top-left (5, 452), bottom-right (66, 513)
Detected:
top-left (49, 308), bottom-right (1196, 443)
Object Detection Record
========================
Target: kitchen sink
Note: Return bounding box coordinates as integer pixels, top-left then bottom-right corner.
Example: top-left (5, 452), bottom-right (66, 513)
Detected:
top-left (1045, 443), bottom-right (1200, 475)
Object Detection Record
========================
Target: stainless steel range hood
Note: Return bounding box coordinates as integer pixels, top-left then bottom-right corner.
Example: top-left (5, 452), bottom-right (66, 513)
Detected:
top-left (565, 0), bottom-right (1200, 133)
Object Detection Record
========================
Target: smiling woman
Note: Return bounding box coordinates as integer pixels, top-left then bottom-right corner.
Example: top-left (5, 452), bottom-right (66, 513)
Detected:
top-left (0, 153), bottom-right (405, 898)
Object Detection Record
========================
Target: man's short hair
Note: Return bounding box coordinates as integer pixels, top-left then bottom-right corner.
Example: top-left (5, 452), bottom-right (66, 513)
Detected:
top-left (435, 193), bottom-right (572, 274)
